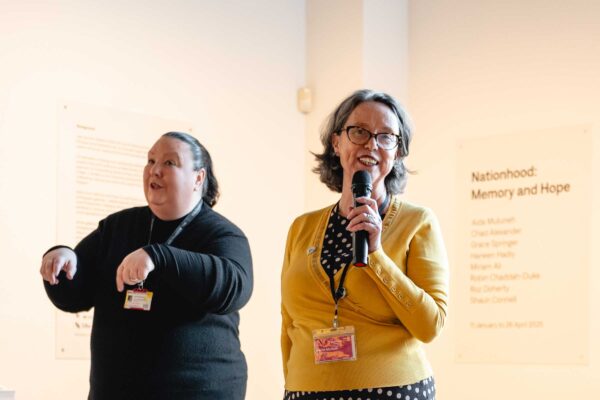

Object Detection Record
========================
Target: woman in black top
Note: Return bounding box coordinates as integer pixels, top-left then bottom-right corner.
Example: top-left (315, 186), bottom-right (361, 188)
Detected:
top-left (40, 132), bottom-right (253, 399)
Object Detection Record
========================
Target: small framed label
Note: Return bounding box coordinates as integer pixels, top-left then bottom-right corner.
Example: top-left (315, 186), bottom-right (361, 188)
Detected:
top-left (124, 288), bottom-right (153, 311)
top-left (312, 325), bottom-right (357, 364)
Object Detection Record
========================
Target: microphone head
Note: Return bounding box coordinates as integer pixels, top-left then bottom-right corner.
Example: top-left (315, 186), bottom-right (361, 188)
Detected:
top-left (352, 170), bottom-right (372, 197)
top-left (352, 170), bottom-right (371, 185)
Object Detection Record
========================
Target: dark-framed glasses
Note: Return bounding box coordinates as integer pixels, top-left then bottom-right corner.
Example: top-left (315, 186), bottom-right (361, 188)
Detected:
top-left (341, 126), bottom-right (401, 150)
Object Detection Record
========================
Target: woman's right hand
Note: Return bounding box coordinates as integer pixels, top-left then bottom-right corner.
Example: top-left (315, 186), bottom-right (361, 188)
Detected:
top-left (40, 248), bottom-right (77, 285)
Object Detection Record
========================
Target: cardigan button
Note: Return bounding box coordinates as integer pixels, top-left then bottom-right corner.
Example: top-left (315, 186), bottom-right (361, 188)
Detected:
top-left (307, 246), bottom-right (316, 254)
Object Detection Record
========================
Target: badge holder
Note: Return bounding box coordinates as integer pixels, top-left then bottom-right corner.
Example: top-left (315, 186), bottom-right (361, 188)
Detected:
top-left (312, 305), bottom-right (357, 364)
top-left (122, 200), bottom-right (202, 312)
top-left (124, 281), bottom-right (153, 311)
top-left (312, 281), bottom-right (357, 364)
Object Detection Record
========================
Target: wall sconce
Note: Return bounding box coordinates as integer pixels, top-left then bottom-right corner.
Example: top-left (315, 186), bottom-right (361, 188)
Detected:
top-left (297, 87), bottom-right (312, 114)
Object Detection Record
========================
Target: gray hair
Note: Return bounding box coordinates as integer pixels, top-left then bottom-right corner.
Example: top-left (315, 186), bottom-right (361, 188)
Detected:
top-left (313, 89), bottom-right (413, 194)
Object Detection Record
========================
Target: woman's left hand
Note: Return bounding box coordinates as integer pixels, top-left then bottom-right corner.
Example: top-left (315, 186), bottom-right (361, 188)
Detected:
top-left (116, 248), bottom-right (155, 292)
top-left (346, 196), bottom-right (383, 253)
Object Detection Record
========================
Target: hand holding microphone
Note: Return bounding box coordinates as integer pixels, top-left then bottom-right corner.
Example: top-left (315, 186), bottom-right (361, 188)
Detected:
top-left (347, 170), bottom-right (383, 267)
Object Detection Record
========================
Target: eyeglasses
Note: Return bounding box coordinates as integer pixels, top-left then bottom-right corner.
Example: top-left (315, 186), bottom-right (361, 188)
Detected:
top-left (340, 126), bottom-right (401, 150)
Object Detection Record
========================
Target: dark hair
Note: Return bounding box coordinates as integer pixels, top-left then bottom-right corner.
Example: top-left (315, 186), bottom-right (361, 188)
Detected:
top-left (162, 131), bottom-right (220, 207)
top-left (313, 89), bottom-right (413, 194)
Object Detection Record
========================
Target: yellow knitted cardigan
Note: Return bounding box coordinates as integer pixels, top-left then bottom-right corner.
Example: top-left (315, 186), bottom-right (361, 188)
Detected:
top-left (281, 197), bottom-right (449, 391)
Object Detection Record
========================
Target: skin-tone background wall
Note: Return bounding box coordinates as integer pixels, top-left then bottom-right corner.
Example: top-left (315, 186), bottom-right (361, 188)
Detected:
top-left (1, 0), bottom-right (599, 399)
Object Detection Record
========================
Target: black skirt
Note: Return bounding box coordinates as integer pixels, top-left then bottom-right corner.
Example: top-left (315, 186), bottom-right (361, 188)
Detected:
top-left (284, 377), bottom-right (436, 400)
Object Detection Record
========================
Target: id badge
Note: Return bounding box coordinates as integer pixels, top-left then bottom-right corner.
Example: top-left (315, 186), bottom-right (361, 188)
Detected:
top-left (124, 288), bottom-right (153, 311)
top-left (312, 325), bottom-right (357, 364)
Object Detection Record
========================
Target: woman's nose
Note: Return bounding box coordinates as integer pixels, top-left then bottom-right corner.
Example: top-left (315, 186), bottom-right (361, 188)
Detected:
top-left (364, 135), bottom-right (379, 150)
top-left (150, 163), bottom-right (162, 176)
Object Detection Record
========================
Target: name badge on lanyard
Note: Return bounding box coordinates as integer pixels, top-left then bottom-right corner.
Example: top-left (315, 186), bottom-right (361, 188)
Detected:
top-left (124, 288), bottom-right (153, 311)
top-left (123, 200), bottom-right (203, 311)
top-left (313, 325), bottom-right (357, 363)
top-left (312, 257), bottom-right (357, 364)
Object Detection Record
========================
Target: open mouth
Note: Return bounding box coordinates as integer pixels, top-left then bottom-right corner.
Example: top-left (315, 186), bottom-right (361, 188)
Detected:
top-left (358, 156), bottom-right (378, 166)
top-left (150, 182), bottom-right (163, 190)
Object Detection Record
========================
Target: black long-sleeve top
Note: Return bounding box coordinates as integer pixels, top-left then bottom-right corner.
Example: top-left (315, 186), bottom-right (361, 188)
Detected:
top-left (44, 204), bottom-right (253, 399)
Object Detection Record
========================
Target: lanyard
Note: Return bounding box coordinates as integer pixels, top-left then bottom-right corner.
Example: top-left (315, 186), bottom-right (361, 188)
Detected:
top-left (147, 200), bottom-right (204, 246)
top-left (326, 194), bottom-right (389, 328)
top-left (328, 263), bottom-right (351, 329)
top-left (140, 201), bottom-right (203, 289)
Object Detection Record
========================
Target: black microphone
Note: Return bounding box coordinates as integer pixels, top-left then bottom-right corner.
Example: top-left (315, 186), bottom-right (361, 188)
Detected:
top-left (351, 170), bottom-right (372, 267)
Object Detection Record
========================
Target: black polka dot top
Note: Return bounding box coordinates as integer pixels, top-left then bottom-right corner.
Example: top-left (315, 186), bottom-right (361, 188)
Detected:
top-left (320, 201), bottom-right (387, 276)
top-left (320, 203), bottom-right (353, 276)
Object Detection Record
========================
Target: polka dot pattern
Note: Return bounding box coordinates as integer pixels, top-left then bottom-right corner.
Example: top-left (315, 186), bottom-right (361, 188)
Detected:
top-left (283, 377), bottom-right (436, 400)
top-left (320, 205), bottom-right (353, 276)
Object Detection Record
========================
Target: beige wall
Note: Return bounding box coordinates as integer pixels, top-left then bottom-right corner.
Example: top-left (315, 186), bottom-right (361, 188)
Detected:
top-left (0, 1), bottom-right (305, 399)
top-left (305, 0), bottom-right (409, 210)
top-left (2, 0), bottom-right (599, 399)
top-left (408, 0), bottom-right (600, 398)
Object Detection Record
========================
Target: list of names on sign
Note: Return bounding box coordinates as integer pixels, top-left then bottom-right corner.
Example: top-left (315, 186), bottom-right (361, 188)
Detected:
top-left (455, 127), bottom-right (591, 364)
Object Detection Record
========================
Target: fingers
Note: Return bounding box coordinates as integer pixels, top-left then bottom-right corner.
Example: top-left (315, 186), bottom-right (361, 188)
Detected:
top-left (39, 257), bottom-right (57, 285)
top-left (347, 217), bottom-right (379, 232)
top-left (51, 258), bottom-right (62, 282)
top-left (116, 266), bottom-right (138, 292)
top-left (40, 249), bottom-right (77, 285)
top-left (39, 258), bottom-right (51, 284)
top-left (346, 209), bottom-right (381, 231)
top-left (116, 263), bottom-right (125, 292)
top-left (347, 197), bottom-right (378, 218)
top-left (116, 257), bottom-right (140, 292)
top-left (64, 260), bottom-right (77, 280)
top-left (134, 268), bottom-right (144, 281)
top-left (127, 271), bottom-right (141, 284)
top-left (116, 264), bottom-right (141, 293)
top-left (346, 197), bottom-right (382, 253)
top-left (115, 249), bottom-right (155, 292)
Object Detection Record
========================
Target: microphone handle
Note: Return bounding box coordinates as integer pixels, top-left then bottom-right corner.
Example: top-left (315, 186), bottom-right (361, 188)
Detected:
top-left (352, 230), bottom-right (369, 267)
top-left (352, 196), bottom-right (369, 267)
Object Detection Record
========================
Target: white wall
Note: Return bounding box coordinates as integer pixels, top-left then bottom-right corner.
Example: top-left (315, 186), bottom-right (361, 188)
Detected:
top-left (0, 1), bottom-right (305, 399)
top-left (305, 0), bottom-right (409, 210)
top-left (408, 0), bottom-right (600, 398)
top-left (306, 1), bottom-right (600, 398)
top-left (3, 1), bottom-right (599, 399)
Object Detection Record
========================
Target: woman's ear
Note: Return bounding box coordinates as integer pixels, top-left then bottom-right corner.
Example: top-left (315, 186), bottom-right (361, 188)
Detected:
top-left (195, 168), bottom-right (206, 191)
top-left (331, 134), bottom-right (340, 155)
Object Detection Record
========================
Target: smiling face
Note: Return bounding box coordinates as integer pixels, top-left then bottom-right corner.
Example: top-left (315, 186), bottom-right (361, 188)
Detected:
top-left (143, 136), bottom-right (205, 220)
top-left (332, 101), bottom-right (400, 198)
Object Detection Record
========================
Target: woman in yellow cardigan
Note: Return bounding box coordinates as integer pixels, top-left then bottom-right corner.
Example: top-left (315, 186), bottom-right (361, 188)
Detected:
top-left (281, 89), bottom-right (449, 400)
